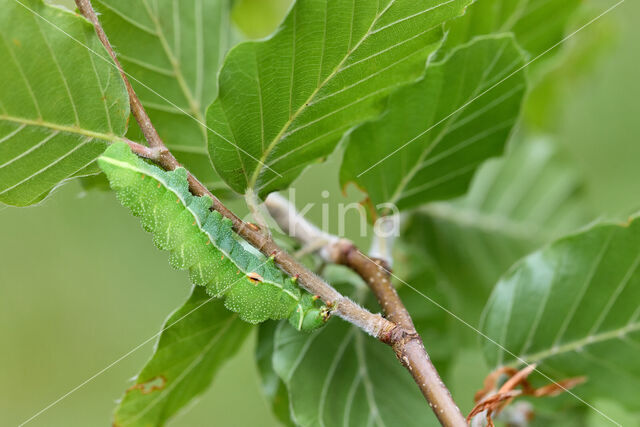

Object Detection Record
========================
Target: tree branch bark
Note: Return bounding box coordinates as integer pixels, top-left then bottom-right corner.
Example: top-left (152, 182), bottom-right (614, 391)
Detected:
top-left (77, 1), bottom-right (465, 424)
top-left (124, 139), bottom-right (159, 160)
top-left (265, 194), bottom-right (466, 426)
top-left (75, 0), bottom-right (165, 151)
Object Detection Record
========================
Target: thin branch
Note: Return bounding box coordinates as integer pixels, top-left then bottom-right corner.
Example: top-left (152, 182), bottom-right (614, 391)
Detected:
top-left (75, 0), bottom-right (165, 150)
top-left (265, 194), bottom-right (413, 326)
top-left (265, 194), bottom-right (466, 427)
top-left (265, 193), bottom-right (340, 261)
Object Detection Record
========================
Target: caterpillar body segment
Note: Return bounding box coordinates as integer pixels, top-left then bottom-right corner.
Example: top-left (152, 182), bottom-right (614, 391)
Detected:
top-left (98, 143), bottom-right (328, 330)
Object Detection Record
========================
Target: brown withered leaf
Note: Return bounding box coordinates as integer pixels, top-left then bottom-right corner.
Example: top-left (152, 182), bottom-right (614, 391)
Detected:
top-left (468, 363), bottom-right (586, 426)
top-left (474, 367), bottom-right (520, 402)
top-left (531, 376), bottom-right (586, 398)
top-left (467, 390), bottom-right (522, 426)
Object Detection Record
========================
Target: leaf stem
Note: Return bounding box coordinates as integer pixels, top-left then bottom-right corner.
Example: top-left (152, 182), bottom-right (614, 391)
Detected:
top-left (265, 193), bottom-right (466, 426)
top-left (244, 187), bottom-right (272, 238)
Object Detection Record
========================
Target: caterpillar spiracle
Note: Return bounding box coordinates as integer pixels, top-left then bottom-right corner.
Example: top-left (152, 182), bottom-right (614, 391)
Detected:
top-left (98, 143), bottom-right (330, 331)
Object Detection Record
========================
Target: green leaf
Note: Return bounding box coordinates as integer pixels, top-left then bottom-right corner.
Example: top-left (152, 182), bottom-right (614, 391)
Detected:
top-left (256, 321), bottom-right (296, 427)
top-left (114, 286), bottom-right (252, 427)
top-left (0, 0), bottom-right (129, 206)
top-left (93, 0), bottom-right (235, 191)
top-left (232, 0), bottom-right (292, 39)
top-left (206, 0), bottom-right (473, 197)
top-left (524, 8), bottom-right (616, 131)
top-left (341, 35), bottom-right (527, 213)
top-left (263, 265), bottom-right (447, 426)
top-left (403, 138), bottom-right (593, 305)
top-left (441, 0), bottom-right (582, 57)
top-left (481, 217), bottom-right (640, 411)
top-left (272, 318), bottom-right (439, 426)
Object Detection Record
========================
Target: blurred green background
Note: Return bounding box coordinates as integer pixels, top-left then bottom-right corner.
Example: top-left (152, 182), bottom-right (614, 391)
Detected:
top-left (2, 0), bottom-right (639, 426)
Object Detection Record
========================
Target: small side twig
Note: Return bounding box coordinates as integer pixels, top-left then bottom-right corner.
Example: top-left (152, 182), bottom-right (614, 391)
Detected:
top-left (369, 215), bottom-right (399, 267)
top-left (264, 193), bottom-right (340, 261)
top-left (244, 187), bottom-right (272, 237)
top-left (124, 139), bottom-right (159, 160)
top-left (265, 194), bottom-right (416, 328)
top-left (265, 194), bottom-right (466, 427)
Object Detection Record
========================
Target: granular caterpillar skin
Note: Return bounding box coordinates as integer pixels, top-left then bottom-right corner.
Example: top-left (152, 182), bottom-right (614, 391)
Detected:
top-left (98, 143), bottom-right (328, 331)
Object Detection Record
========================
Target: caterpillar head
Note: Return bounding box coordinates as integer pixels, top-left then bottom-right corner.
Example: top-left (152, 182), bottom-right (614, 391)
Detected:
top-left (301, 305), bottom-right (333, 331)
top-left (289, 294), bottom-right (332, 332)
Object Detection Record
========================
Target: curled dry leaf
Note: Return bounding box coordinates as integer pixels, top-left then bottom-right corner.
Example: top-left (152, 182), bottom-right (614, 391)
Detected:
top-left (467, 390), bottom-right (522, 427)
top-left (468, 363), bottom-right (586, 426)
top-left (474, 367), bottom-right (520, 402)
top-left (531, 377), bottom-right (587, 398)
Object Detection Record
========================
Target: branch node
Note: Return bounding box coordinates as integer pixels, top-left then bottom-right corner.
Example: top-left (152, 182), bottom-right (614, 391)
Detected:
top-left (264, 191), bottom-right (467, 426)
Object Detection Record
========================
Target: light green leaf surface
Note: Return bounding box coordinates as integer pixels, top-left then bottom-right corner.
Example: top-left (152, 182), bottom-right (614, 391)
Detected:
top-left (403, 138), bottom-right (593, 303)
top-left (263, 266), bottom-right (447, 427)
top-left (0, 0), bottom-right (129, 206)
top-left (481, 217), bottom-right (640, 411)
top-left (271, 317), bottom-right (438, 427)
top-left (94, 0), bottom-right (234, 191)
top-left (256, 321), bottom-right (296, 427)
top-left (206, 0), bottom-right (473, 197)
top-left (524, 8), bottom-right (616, 131)
top-left (341, 35), bottom-right (527, 213)
top-left (232, 0), bottom-right (292, 39)
top-left (114, 286), bottom-right (252, 427)
top-left (441, 0), bottom-right (582, 57)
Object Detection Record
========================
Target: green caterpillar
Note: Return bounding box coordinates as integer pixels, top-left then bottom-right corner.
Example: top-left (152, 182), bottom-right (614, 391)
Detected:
top-left (98, 143), bottom-right (329, 331)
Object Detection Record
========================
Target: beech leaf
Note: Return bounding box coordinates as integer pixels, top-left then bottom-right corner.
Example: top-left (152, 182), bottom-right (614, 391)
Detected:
top-left (481, 217), bottom-right (640, 411)
top-left (341, 35), bottom-right (527, 213)
top-left (206, 0), bottom-right (473, 197)
top-left (441, 0), bottom-right (582, 57)
top-left (402, 138), bottom-right (593, 310)
top-left (114, 286), bottom-right (252, 427)
top-left (0, 0), bottom-right (129, 206)
top-left (93, 0), bottom-right (235, 192)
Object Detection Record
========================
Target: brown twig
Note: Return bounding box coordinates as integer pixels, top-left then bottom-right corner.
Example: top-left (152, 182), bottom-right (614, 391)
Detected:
top-left (265, 194), bottom-right (466, 426)
top-left (75, 0), bottom-right (165, 151)
top-left (340, 247), bottom-right (464, 425)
